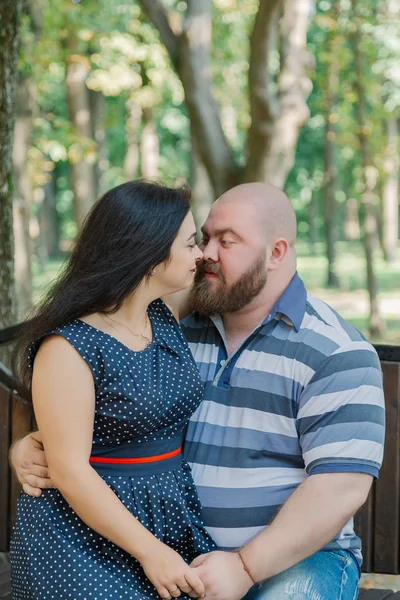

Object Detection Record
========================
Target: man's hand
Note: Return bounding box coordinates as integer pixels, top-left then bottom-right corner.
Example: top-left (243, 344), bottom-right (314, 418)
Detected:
top-left (10, 431), bottom-right (54, 497)
top-left (190, 551), bottom-right (253, 600)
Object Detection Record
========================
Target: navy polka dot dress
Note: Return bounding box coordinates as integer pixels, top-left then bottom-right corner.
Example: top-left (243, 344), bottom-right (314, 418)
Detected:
top-left (10, 299), bottom-right (216, 599)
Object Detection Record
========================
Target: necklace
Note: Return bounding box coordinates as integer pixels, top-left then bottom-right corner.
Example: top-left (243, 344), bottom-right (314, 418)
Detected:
top-left (100, 313), bottom-right (152, 348)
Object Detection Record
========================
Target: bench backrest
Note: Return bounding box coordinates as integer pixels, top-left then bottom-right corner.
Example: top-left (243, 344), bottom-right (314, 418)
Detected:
top-left (0, 380), bottom-right (34, 552)
top-left (355, 352), bottom-right (400, 574)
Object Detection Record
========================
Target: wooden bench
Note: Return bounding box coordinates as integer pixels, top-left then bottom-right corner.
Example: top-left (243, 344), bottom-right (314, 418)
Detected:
top-left (1, 325), bottom-right (400, 598)
top-left (0, 564), bottom-right (12, 600)
top-left (355, 344), bottom-right (400, 581)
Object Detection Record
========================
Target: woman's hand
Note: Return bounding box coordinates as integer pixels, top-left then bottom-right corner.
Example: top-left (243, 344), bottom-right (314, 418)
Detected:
top-left (10, 431), bottom-right (53, 497)
top-left (140, 541), bottom-right (205, 599)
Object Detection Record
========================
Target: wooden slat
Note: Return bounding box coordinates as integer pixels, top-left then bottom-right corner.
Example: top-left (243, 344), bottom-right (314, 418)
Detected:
top-left (374, 346), bottom-right (400, 363)
top-left (0, 322), bottom-right (23, 346)
top-left (359, 591), bottom-right (400, 599)
top-left (0, 384), bottom-right (11, 553)
top-left (9, 395), bottom-right (33, 533)
top-left (355, 484), bottom-right (375, 573)
top-left (374, 362), bottom-right (400, 574)
top-left (0, 563), bottom-right (11, 599)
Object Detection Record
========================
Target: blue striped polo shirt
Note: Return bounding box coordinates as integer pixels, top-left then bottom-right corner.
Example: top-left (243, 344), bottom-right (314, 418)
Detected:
top-left (181, 273), bottom-right (385, 563)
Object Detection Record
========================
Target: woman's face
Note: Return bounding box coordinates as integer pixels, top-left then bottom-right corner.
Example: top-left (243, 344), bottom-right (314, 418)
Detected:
top-left (154, 211), bottom-right (203, 294)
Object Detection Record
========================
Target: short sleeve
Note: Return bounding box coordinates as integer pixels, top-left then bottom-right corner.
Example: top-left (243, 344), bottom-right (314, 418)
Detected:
top-left (29, 322), bottom-right (105, 389)
top-left (297, 341), bottom-right (385, 478)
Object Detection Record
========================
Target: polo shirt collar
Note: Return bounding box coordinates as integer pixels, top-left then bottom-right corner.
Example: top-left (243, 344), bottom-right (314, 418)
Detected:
top-left (264, 272), bottom-right (306, 332)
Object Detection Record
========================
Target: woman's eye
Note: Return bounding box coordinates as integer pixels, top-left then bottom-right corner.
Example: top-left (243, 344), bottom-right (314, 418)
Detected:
top-left (221, 240), bottom-right (233, 246)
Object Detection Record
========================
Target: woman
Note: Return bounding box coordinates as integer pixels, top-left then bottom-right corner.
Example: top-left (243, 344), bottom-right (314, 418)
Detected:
top-left (11, 181), bottom-right (216, 600)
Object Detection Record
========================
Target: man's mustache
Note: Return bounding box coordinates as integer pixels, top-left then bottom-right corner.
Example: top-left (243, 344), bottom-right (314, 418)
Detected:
top-left (196, 261), bottom-right (225, 282)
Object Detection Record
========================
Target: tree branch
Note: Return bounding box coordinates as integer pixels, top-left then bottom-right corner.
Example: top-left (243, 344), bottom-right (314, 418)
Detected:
top-left (249, 0), bottom-right (282, 125)
top-left (138, 0), bottom-right (180, 70)
top-left (26, 0), bottom-right (42, 40)
top-left (179, 0), bottom-right (238, 195)
top-left (246, 0), bottom-right (313, 186)
top-left (140, 0), bottom-right (238, 195)
top-left (245, 0), bottom-right (282, 180)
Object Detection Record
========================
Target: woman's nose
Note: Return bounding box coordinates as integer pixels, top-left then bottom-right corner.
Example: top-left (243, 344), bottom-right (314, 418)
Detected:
top-left (195, 245), bottom-right (203, 261)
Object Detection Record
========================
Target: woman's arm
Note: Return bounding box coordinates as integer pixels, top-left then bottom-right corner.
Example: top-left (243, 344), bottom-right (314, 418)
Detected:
top-left (32, 335), bottom-right (204, 600)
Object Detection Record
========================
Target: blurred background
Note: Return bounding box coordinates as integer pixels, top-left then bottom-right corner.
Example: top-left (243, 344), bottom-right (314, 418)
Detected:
top-left (1, 0), bottom-right (399, 351)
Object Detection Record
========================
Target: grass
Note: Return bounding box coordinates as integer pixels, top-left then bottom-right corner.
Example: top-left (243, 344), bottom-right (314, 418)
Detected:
top-left (32, 241), bottom-right (400, 345)
top-left (297, 241), bottom-right (400, 293)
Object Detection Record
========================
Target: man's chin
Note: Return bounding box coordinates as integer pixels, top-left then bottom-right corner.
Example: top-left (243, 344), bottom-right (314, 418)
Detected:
top-left (194, 277), bottom-right (219, 291)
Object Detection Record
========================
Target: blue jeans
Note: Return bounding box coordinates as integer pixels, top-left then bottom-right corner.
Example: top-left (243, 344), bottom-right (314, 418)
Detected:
top-left (242, 550), bottom-right (360, 600)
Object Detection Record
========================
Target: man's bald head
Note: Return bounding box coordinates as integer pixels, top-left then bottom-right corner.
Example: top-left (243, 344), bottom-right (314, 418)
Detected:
top-left (215, 182), bottom-right (297, 247)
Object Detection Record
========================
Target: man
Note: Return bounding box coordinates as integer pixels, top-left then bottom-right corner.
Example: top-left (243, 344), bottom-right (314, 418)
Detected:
top-left (12, 183), bottom-right (385, 600)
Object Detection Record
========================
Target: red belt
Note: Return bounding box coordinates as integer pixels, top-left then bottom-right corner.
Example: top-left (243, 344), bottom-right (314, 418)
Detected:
top-left (89, 445), bottom-right (182, 465)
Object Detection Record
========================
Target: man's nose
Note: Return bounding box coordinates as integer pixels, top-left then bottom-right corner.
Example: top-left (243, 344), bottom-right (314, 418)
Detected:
top-left (202, 240), bottom-right (218, 263)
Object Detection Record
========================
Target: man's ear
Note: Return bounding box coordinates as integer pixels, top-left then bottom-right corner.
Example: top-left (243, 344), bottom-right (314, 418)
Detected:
top-left (267, 238), bottom-right (290, 271)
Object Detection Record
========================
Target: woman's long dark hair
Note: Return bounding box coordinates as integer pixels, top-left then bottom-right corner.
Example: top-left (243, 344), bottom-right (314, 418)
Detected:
top-left (13, 180), bottom-right (191, 390)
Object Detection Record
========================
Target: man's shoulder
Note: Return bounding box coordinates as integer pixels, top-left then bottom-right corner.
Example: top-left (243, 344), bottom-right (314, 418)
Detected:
top-left (303, 293), bottom-right (368, 345)
top-left (301, 293), bottom-right (380, 371)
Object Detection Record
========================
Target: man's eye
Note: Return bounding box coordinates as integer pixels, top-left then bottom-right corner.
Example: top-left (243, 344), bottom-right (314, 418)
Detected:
top-left (221, 240), bottom-right (233, 246)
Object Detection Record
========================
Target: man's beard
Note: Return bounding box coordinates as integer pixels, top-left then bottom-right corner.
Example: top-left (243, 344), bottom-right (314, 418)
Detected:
top-left (189, 251), bottom-right (267, 315)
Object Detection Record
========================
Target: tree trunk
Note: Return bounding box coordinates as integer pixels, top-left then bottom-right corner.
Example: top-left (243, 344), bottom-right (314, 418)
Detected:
top-left (38, 162), bottom-right (60, 260)
top-left (13, 72), bottom-right (35, 319)
top-left (0, 0), bottom-right (23, 367)
top-left (89, 88), bottom-right (106, 198)
top-left (344, 197), bottom-right (361, 241)
top-left (244, 0), bottom-right (281, 181)
top-left (178, 0), bottom-right (238, 195)
top-left (65, 37), bottom-right (97, 227)
top-left (322, 1), bottom-right (340, 288)
top-left (140, 107), bottom-right (159, 179)
top-left (190, 125), bottom-right (214, 231)
top-left (245, 0), bottom-right (313, 186)
top-left (308, 188), bottom-right (318, 249)
top-left (352, 0), bottom-right (385, 338)
top-left (139, 0), bottom-right (313, 195)
top-left (124, 97), bottom-right (141, 180)
top-left (381, 117), bottom-right (399, 263)
top-left (323, 129), bottom-right (339, 287)
top-left (139, 0), bottom-right (239, 196)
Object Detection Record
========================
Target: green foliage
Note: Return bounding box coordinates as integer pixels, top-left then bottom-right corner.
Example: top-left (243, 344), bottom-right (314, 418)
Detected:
top-left (16, 0), bottom-right (400, 339)
top-left (286, 0), bottom-right (400, 243)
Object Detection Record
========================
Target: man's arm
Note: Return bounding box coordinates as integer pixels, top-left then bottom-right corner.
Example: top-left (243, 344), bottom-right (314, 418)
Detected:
top-left (191, 472), bottom-right (371, 600)
top-left (10, 430), bottom-right (53, 497)
top-left (161, 287), bottom-right (192, 321)
top-left (191, 340), bottom-right (385, 600)
top-left (240, 471), bottom-right (371, 580)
